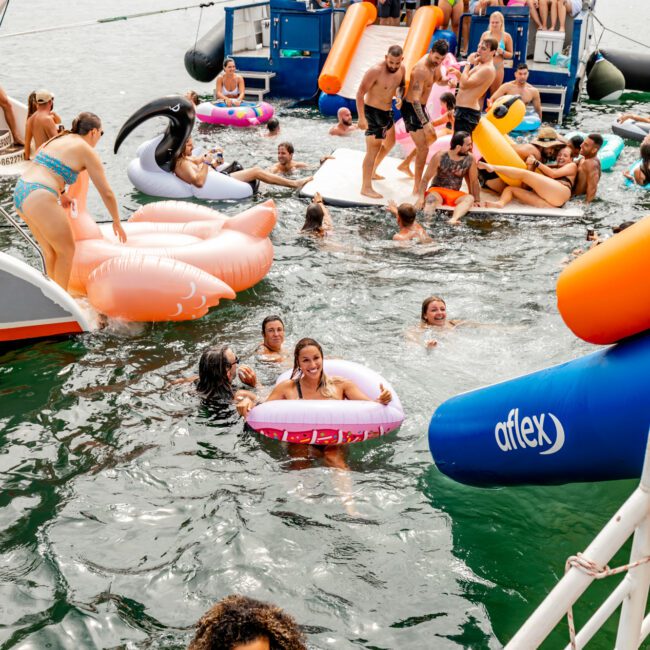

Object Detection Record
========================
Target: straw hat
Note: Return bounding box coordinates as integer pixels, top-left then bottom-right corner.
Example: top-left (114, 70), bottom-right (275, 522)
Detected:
top-left (530, 127), bottom-right (566, 148)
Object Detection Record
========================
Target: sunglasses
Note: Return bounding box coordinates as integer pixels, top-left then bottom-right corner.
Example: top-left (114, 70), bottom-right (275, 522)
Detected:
top-left (226, 356), bottom-right (240, 367)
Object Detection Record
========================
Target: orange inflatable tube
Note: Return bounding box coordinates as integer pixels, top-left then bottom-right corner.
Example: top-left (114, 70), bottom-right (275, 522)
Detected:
top-left (318, 2), bottom-right (377, 95)
top-left (65, 172), bottom-right (276, 322)
top-left (557, 216), bottom-right (650, 345)
top-left (402, 6), bottom-right (444, 90)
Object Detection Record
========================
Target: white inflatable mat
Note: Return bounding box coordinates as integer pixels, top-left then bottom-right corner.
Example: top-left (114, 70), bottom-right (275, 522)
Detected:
top-left (300, 148), bottom-right (584, 218)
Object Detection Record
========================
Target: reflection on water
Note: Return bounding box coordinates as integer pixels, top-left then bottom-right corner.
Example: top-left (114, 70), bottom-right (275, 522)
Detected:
top-left (1, 0), bottom-right (650, 647)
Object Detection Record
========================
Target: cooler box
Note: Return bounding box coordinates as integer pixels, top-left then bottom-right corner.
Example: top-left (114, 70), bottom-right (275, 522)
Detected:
top-left (534, 30), bottom-right (564, 63)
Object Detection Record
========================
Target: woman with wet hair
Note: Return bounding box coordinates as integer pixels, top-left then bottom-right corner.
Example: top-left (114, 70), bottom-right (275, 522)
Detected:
top-left (300, 192), bottom-right (332, 237)
top-left (14, 111), bottom-right (126, 290)
top-left (188, 594), bottom-right (307, 650)
top-left (196, 345), bottom-right (258, 404)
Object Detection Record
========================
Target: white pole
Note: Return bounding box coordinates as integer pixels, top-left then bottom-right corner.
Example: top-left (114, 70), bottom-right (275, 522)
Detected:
top-left (616, 433), bottom-right (650, 648)
top-left (562, 576), bottom-right (632, 650)
top-left (507, 434), bottom-right (650, 649)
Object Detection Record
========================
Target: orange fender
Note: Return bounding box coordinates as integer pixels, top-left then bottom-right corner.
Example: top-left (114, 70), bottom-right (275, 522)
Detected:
top-left (557, 216), bottom-right (650, 344)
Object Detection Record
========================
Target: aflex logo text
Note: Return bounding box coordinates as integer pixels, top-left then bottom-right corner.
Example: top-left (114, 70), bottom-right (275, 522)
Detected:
top-left (494, 408), bottom-right (565, 455)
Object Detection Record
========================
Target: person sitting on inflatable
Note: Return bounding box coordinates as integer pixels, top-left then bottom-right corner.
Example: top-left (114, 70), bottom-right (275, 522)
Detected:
top-left (257, 315), bottom-right (289, 362)
top-left (480, 145), bottom-right (577, 209)
top-left (301, 192), bottom-right (333, 237)
top-left (236, 338), bottom-right (392, 416)
top-left (173, 137), bottom-right (312, 191)
top-left (416, 131), bottom-right (480, 225)
top-left (623, 141), bottom-right (650, 187)
top-left (513, 126), bottom-right (566, 164)
top-left (215, 58), bottom-right (245, 107)
top-left (195, 345), bottom-right (258, 404)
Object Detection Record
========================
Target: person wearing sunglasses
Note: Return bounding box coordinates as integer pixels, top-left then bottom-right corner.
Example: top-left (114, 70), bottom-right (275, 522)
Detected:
top-left (13, 111), bottom-right (126, 291)
top-left (196, 345), bottom-right (259, 410)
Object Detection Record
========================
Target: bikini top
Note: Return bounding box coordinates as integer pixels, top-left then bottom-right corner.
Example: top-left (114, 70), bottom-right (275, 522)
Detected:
top-left (220, 77), bottom-right (241, 97)
top-left (34, 150), bottom-right (79, 185)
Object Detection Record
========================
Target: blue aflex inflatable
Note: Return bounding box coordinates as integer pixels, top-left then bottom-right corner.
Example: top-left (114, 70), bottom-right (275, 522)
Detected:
top-left (429, 332), bottom-right (650, 487)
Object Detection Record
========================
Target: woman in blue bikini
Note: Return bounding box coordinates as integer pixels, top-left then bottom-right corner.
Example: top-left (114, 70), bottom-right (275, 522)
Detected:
top-left (14, 111), bottom-right (126, 291)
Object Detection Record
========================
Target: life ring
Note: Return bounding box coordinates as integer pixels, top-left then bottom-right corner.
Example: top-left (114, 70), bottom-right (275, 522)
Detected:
top-left (246, 360), bottom-right (405, 445)
top-left (114, 95), bottom-right (255, 200)
top-left (196, 100), bottom-right (274, 127)
top-left (65, 172), bottom-right (276, 322)
top-left (564, 130), bottom-right (624, 171)
top-left (623, 160), bottom-right (650, 189)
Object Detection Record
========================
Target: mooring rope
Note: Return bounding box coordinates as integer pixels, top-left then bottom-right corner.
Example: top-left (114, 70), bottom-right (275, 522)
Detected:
top-left (591, 12), bottom-right (650, 51)
top-left (0, 1), bottom-right (218, 39)
top-left (564, 551), bottom-right (650, 648)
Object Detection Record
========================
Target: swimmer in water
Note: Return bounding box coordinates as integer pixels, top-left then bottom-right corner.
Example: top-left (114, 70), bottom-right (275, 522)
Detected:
top-left (409, 296), bottom-right (464, 348)
top-left (256, 315), bottom-right (289, 362)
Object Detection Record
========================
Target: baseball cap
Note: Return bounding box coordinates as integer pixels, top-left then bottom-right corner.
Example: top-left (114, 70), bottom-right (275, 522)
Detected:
top-left (35, 90), bottom-right (54, 104)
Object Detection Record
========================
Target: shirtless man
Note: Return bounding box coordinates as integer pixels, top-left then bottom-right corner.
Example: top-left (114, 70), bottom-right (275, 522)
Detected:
top-left (256, 315), bottom-right (289, 361)
top-left (487, 63), bottom-right (543, 119)
top-left (416, 131), bottom-right (480, 225)
top-left (398, 39), bottom-right (449, 194)
top-left (268, 142), bottom-right (309, 175)
top-left (387, 200), bottom-right (432, 243)
top-left (23, 90), bottom-right (59, 160)
top-left (0, 85), bottom-right (22, 146)
top-left (173, 138), bottom-right (311, 190)
top-left (573, 133), bottom-right (603, 203)
top-left (356, 45), bottom-right (405, 199)
top-left (329, 107), bottom-right (357, 136)
top-left (450, 38), bottom-right (497, 136)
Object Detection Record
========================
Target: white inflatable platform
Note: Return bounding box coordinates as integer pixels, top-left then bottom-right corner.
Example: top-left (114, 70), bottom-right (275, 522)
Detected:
top-left (300, 148), bottom-right (584, 218)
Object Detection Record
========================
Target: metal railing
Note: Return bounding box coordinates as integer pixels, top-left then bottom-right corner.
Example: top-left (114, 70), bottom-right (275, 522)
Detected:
top-left (0, 205), bottom-right (47, 275)
top-left (507, 430), bottom-right (650, 649)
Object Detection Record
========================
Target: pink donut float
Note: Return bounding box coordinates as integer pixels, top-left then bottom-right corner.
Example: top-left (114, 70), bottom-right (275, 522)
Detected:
top-left (195, 100), bottom-right (274, 127)
top-left (246, 360), bottom-right (405, 445)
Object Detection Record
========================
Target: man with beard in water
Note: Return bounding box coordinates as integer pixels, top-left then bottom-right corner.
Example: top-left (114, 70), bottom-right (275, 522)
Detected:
top-left (415, 131), bottom-right (480, 225)
top-left (356, 45), bottom-right (405, 199)
top-left (397, 39), bottom-right (449, 194)
top-left (448, 38), bottom-right (497, 136)
top-left (329, 107), bottom-right (357, 136)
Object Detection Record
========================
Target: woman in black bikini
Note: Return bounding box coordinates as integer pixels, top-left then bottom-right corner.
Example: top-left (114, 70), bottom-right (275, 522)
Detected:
top-left (236, 338), bottom-right (391, 415)
top-left (624, 141), bottom-right (650, 187)
top-left (480, 145), bottom-right (577, 209)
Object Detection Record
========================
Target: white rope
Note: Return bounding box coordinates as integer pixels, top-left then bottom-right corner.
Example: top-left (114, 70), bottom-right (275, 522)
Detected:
top-left (564, 552), bottom-right (650, 648)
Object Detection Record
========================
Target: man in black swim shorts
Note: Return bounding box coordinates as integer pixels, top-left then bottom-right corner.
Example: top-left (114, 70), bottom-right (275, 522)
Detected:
top-left (357, 45), bottom-right (405, 199)
top-left (449, 37), bottom-right (497, 136)
top-left (378, 0), bottom-right (401, 25)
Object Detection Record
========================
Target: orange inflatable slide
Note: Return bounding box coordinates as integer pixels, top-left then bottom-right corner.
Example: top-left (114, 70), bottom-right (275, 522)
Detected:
top-left (557, 215), bottom-right (650, 344)
top-left (318, 3), bottom-right (443, 97)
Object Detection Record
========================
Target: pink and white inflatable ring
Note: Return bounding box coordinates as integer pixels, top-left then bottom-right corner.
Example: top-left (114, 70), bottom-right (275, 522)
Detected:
top-left (196, 100), bottom-right (274, 127)
top-left (246, 360), bottom-right (405, 445)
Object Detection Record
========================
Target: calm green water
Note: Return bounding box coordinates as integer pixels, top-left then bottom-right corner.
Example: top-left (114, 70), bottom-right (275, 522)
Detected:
top-left (1, 1), bottom-right (650, 647)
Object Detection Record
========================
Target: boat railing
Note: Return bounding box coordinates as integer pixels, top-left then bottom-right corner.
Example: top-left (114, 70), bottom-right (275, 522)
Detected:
top-left (0, 205), bottom-right (47, 275)
top-left (507, 429), bottom-right (650, 649)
